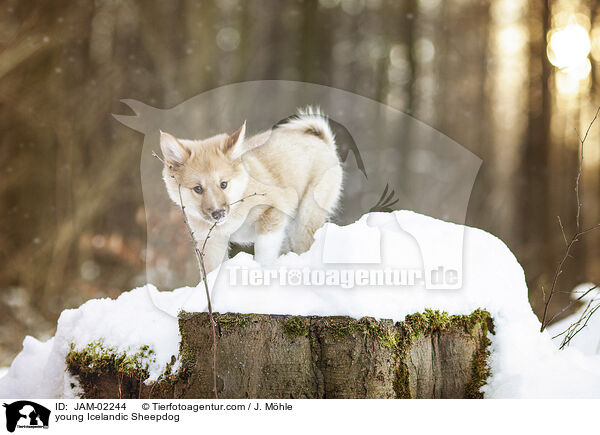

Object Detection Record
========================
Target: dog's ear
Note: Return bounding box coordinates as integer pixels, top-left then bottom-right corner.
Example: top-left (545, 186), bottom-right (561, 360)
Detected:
top-left (222, 121), bottom-right (246, 158)
top-left (160, 131), bottom-right (190, 167)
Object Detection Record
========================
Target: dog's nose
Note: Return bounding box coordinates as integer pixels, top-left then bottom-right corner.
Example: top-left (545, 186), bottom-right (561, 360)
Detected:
top-left (211, 209), bottom-right (226, 221)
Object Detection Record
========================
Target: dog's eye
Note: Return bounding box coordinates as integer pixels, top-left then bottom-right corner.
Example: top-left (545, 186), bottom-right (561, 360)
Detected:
top-left (193, 185), bottom-right (203, 194)
top-left (220, 181), bottom-right (228, 189)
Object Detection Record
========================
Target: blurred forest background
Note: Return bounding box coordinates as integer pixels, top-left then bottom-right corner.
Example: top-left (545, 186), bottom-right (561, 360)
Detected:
top-left (1, 0), bottom-right (600, 365)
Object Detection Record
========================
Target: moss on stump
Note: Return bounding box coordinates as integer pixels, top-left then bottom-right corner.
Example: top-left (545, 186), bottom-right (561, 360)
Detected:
top-left (66, 309), bottom-right (492, 399)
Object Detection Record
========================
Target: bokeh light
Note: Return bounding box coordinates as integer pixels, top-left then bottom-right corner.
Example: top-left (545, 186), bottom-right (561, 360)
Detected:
top-left (547, 23), bottom-right (590, 69)
top-left (547, 20), bottom-right (591, 94)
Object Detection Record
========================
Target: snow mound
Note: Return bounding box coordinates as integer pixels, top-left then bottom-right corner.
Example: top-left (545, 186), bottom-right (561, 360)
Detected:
top-left (1, 210), bottom-right (600, 398)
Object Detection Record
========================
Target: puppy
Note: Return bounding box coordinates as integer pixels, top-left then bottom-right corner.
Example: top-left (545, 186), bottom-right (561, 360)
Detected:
top-left (160, 107), bottom-right (343, 273)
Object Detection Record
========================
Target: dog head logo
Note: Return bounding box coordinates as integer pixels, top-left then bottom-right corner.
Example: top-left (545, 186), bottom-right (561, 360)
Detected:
top-left (3, 401), bottom-right (50, 432)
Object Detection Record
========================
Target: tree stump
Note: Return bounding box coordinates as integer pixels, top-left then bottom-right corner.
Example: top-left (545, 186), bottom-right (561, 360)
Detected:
top-left (67, 309), bottom-right (491, 399)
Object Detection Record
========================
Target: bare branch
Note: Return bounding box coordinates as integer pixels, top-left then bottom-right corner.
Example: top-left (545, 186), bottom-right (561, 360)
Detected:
top-left (557, 216), bottom-right (568, 247)
top-left (540, 107), bottom-right (600, 333)
top-left (154, 150), bottom-right (219, 398)
top-left (153, 151), bottom-right (267, 397)
top-left (557, 299), bottom-right (600, 350)
top-left (575, 106), bottom-right (600, 232)
top-left (175, 186), bottom-right (219, 398)
top-left (546, 284), bottom-right (600, 326)
top-left (228, 192), bottom-right (266, 207)
top-left (151, 150), bottom-right (174, 172)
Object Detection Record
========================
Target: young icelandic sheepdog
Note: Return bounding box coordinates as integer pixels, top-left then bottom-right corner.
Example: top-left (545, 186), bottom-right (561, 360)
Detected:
top-left (159, 108), bottom-right (343, 273)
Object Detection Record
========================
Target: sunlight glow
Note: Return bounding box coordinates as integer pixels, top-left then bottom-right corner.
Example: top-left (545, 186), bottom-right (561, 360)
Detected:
top-left (497, 25), bottom-right (527, 55)
top-left (547, 23), bottom-right (591, 70)
top-left (547, 21), bottom-right (591, 95)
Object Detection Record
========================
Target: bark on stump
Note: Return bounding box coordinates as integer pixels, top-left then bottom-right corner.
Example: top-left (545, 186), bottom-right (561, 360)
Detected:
top-left (67, 310), bottom-right (491, 399)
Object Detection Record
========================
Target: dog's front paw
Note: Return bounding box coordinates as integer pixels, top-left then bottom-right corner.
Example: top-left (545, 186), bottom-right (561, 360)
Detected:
top-left (254, 231), bottom-right (285, 267)
top-left (254, 250), bottom-right (278, 267)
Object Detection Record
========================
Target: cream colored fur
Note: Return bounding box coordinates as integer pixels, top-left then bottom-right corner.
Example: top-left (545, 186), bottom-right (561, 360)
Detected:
top-left (160, 108), bottom-right (343, 273)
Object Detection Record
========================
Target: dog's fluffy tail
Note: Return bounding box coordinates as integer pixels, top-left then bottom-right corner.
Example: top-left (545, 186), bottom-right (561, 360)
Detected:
top-left (276, 106), bottom-right (336, 148)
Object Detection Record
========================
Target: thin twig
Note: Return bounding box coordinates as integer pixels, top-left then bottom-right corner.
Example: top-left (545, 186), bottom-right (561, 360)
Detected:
top-left (557, 299), bottom-right (600, 349)
top-left (152, 150), bottom-right (167, 166)
top-left (541, 284), bottom-right (546, 302)
top-left (557, 216), bottom-right (568, 247)
top-left (546, 284), bottom-right (599, 327)
top-left (176, 185), bottom-right (219, 398)
top-left (153, 150), bottom-right (267, 397)
top-left (154, 150), bottom-right (219, 397)
top-left (228, 192), bottom-right (265, 206)
top-left (540, 107), bottom-right (600, 332)
top-left (574, 106), bottom-right (600, 232)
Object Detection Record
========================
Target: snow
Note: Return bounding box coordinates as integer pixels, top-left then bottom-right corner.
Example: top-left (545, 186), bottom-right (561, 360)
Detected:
top-left (1, 210), bottom-right (600, 398)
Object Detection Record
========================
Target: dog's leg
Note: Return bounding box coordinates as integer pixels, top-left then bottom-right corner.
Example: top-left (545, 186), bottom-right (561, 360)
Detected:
top-left (290, 166), bottom-right (342, 253)
top-left (289, 196), bottom-right (328, 254)
top-left (255, 207), bottom-right (288, 266)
